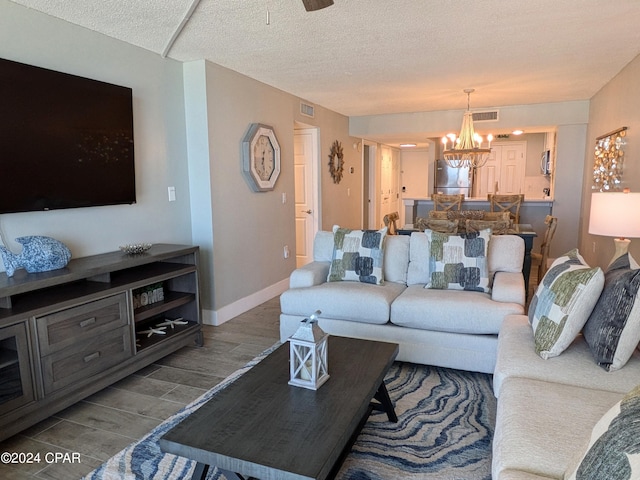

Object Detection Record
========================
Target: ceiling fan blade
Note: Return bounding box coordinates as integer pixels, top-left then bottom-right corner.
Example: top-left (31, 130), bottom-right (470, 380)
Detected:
top-left (302, 0), bottom-right (334, 11)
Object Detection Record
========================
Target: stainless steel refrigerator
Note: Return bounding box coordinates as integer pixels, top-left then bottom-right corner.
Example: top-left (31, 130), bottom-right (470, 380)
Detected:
top-left (434, 159), bottom-right (471, 196)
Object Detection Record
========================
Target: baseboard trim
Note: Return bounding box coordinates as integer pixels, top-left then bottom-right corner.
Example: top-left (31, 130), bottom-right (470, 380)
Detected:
top-left (202, 278), bottom-right (289, 326)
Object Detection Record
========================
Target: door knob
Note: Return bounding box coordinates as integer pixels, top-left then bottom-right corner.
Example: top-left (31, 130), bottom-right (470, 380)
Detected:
top-left (304, 209), bottom-right (312, 214)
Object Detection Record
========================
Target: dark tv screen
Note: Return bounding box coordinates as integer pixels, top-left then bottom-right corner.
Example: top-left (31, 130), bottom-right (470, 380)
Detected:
top-left (0, 58), bottom-right (135, 214)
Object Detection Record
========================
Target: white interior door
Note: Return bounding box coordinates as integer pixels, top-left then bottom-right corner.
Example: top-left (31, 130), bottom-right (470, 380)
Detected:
top-left (499, 143), bottom-right (525, 194)
top-left (294, 129), bottom-right (319, 267)
top-left (475, 142), bottom-right (526, 197)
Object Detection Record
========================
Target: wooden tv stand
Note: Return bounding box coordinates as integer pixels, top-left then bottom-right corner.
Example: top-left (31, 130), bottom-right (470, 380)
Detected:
top-left (0, 244), bottom-right (202, 441)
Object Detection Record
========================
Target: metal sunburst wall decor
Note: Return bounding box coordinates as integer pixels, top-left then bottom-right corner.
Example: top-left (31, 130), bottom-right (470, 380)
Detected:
top-left (593, 126), bottom-right (627, 191)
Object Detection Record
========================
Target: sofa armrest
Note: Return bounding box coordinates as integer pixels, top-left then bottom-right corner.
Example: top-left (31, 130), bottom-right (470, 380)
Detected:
top-left (289, 261), bottom-right (330, 288)
top-left (491, 271), bottom-right (525, 306)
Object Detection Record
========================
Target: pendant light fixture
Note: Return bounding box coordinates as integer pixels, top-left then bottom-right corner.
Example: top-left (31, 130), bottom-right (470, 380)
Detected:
top-left (442, 89), bottom-right (493, 169)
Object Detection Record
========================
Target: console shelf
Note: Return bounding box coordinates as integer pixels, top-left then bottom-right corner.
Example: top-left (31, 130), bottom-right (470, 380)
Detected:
top-left (0, 244), bottom-right (202, 441)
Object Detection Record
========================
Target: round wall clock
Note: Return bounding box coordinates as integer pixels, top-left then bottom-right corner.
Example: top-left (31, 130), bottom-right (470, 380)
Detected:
top-left (241, 123), bottom-right (281, 192)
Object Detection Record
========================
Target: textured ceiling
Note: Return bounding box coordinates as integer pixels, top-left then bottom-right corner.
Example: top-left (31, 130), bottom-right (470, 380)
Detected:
top-left (9, 0), bottom-right (640, 117)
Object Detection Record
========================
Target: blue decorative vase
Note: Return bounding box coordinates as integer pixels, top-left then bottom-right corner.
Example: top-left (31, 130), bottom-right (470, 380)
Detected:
top-left (0, 236), bottom-right (72, 277)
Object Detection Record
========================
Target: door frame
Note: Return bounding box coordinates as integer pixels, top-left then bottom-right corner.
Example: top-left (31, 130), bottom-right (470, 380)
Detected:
top-left (362, 140), bottom-right (378, 229)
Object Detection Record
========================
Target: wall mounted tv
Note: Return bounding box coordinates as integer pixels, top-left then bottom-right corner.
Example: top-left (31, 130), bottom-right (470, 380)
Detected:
top-left (0, 58), bottom-right (135, 214)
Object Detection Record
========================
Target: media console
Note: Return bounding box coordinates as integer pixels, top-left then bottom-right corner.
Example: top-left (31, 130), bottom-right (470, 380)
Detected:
top-left (0, 244), bottom-right (202, 441)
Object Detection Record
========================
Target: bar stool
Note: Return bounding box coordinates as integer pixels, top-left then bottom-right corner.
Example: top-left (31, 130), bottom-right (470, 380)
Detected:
top-left (531, 215), bottom-right (558, 282)
top-left (488, 194), bottom-right (524, 224)
top-left (383, 212), bottom-right (399, 234)
top-left (432, 193), bottom-right (464, 211)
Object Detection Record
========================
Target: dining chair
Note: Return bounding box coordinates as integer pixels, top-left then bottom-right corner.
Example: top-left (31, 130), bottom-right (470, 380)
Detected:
top-left (432, 193), bottom-right (464, 211)
top-left (488, 194), bottom-right (524, 224)
top-left (383, 211), bottom-right (400, 235)
top-left (531, 215), bottom-right (558, 282)
top-left (415, 217), bottom-right (458, 233)
top-left (465, 219), bottom-right (511, 235)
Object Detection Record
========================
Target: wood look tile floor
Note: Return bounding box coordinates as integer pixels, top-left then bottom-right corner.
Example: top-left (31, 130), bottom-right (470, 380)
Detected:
top-left (0, 297), bottom-right (281, 480)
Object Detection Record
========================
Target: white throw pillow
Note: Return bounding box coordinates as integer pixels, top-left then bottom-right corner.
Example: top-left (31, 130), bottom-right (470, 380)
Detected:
top-left (528, 249), bottom-right (604, 359)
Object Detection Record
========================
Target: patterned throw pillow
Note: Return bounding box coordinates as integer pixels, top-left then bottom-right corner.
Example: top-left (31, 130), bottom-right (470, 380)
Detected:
top-left (424, 228), bottom-right (491, 292)
top-left (583, 253), bottom-right (640, 371)
top-left (564, 384), bottom-right (640, 480)
top-left (528, 249), bottom-right (604, 359)
top-left (327, 226), bottom-right (387, 285)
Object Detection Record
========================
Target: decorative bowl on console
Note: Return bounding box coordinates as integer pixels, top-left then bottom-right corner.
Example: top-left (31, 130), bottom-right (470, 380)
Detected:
top-left (119, 243), bottom-right (152, 255)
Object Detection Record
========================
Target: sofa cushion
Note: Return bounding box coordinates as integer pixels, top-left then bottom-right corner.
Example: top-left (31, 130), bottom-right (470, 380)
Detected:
top-left (391, 285), bottom-right (523, 335)
top-left (494, 315), bottom-right (640, 398)
top-left (280, 280), bottom-right (406, 325)
top-left (492, 377), bottom-right (622, 480)
top-left (528, 249), bottom-right (604, 359)
top-left (424, 228), bottom-right (491, 292)
top-left (313, 230), bottom-right (335, 262)
top-left (328, 226), bottom-right (387, 285)
top-left (487, 235), bottom-right (524, 275)
top-left (407, 232), bottom-right (431, 285)
top-left (565, 384), bottom-right (640, 480)
top-left (583, 253), bottom-right (640, 371)
top-left (383, 234), bottom-right (410, 284)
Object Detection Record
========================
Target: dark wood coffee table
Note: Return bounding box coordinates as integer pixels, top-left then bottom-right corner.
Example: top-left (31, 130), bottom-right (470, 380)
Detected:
top-left (159, 335), bottom-right (399, 480)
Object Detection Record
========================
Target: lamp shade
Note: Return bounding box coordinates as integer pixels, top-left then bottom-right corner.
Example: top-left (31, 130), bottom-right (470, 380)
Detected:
top-left (589, 192), bottom-right (640, 238)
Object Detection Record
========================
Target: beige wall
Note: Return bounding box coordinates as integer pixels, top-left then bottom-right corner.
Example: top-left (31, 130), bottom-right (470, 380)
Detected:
top-left (0, 2), bottom-right (192, 261)
top-left (184, 61), bottom-right (359, 323)
top-left (0, 3), bottom-right (360, 323)
top-left (580, 52), bottom-right (640, 268)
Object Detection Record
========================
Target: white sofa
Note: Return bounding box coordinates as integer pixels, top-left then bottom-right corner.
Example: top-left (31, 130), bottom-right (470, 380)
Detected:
top-left (492, 314), bottom-right (640, 479)
top-left (280, 230), bottom-right (526, 374)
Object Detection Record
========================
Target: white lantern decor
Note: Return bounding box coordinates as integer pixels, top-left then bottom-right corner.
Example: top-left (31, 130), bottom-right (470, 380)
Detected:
top-left (288, 310), bottom-right (329, 390)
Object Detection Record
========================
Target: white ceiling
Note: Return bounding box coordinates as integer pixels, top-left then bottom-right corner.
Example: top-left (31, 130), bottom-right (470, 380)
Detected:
top-left (10, 0), bottom-right (640, 121)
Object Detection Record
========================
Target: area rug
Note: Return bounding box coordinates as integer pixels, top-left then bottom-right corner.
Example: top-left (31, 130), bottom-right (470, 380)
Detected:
top-left (84, 347), bottom-right (495, 480)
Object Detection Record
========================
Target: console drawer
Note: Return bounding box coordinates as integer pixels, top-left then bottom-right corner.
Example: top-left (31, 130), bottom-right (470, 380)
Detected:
top-left (37, 293), bottom-right (129, 356)
top-left (41, 326), bottom-right (132, 395)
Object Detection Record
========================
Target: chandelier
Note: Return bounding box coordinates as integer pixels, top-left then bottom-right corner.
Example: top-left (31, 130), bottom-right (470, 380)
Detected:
top-left (442, 89), bottom-right (493, 169)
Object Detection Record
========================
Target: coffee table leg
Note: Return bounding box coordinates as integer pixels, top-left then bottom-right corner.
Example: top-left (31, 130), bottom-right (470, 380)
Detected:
top-left (191, 462), bottom-right (209, 480)
top-left (373, 382), bottom-right (398, 423)
top-left (219, 469), bottom-right (251, 480)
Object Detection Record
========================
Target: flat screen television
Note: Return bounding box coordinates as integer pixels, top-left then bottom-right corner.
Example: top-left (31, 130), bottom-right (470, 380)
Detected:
top-left (0, 58), bottom-right (135, 214)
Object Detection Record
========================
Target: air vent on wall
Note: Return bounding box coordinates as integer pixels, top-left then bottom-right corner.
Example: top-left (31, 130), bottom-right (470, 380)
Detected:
top-left (472, 110), bottom-right (499, 122)
top-left (300, 101), bottom-right (315, 118)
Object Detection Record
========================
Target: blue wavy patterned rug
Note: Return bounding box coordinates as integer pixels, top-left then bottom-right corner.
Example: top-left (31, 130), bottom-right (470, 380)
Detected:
top-left (84, 348), bottom-right (495, 480)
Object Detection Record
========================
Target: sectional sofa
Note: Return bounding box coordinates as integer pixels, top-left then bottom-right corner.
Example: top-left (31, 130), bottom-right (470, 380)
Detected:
top-left (281, 230), bottom-right (640, 478)
top-left (280, 228), bottom-right (526, 374)
top-left (493, 251), bottom-right (640, 479)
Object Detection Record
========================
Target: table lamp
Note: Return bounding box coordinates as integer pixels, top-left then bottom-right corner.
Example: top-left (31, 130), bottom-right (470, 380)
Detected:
top-left (589, 190), bottom-right (640, 265)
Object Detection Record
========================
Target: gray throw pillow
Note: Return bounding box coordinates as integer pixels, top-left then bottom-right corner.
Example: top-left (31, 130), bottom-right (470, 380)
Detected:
top-left (583, 253), bottom-right (640, 371)
top-left (564, 384), bottom-right (640, 479)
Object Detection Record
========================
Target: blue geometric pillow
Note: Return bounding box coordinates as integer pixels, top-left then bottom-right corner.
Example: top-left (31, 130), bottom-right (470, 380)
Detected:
top-left (424, 228), bottom-right (491, 292)
top-left (328, 226), bottom-right (387, 285)
top-left (583, 253), bottom-right (640, 371)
